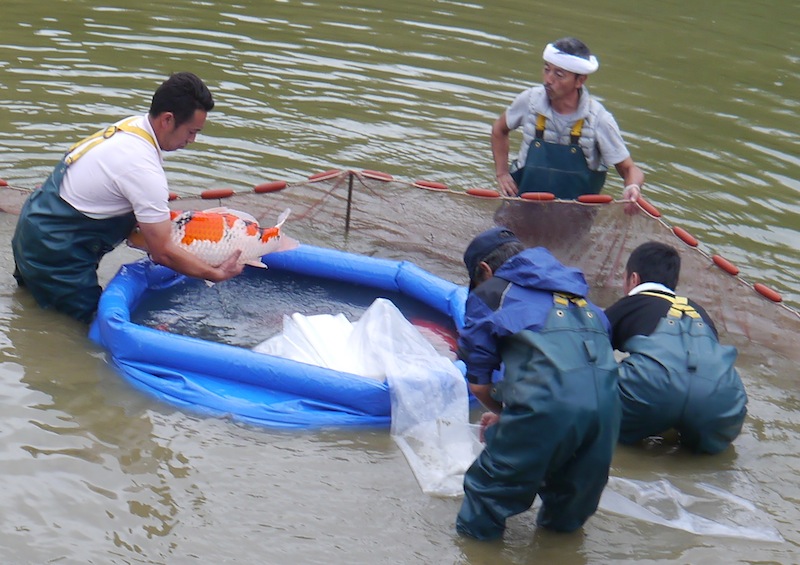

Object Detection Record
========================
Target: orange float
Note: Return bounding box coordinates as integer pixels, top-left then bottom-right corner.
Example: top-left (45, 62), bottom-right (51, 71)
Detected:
top-left (466, 188), bottom-right (500, 198)
top-left (754, 283), bottom-right (782, 303)
top-left (413, 180), bottom-right (448, 191)
top-left (577, 194), bottom-right (613, 204)
top-left (361, 170), bottom-right (394, 182)
top-left (308, 169), bottom-right (342, 182)
top-left (672, 226), bottom-right (698, 247)
top-left (637, 197), bottom-right (661, 218)
top-left (520, 192), bottom-right (555, 201)
top-left (712, 255), bottom-right (739, 276)
top-left (254, 180), bottom-right (288, 193)
top-left (200, 188), bottom-right (235, 199)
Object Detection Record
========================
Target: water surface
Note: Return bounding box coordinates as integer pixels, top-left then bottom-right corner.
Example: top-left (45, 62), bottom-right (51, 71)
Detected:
top-left (0, 1), bottom-right (798, 563)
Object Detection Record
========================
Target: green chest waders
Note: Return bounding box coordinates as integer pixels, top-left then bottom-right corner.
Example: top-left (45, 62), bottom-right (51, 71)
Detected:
top-left (511, 115), bottom-right (607, 199)
top-left (12, 118), bottom-right (155, 322)
top-left (617, 293), bottom-right (748, 454)
top-left (456, 294), bottom-right (620, 540)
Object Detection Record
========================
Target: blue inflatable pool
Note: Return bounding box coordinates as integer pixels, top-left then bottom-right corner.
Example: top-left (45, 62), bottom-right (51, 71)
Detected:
top-left (88, 245), bottom-right (468, 429)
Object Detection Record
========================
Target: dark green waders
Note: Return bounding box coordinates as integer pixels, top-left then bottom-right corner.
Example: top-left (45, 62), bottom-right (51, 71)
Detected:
top-left (456, 294), bottom-right (621, 540)
top-left (12, 161), bottom-right (136, 323)
top-left (511, 116), bottom-right (607, 199)
top-left (617, 295), bottom-right (747, 454)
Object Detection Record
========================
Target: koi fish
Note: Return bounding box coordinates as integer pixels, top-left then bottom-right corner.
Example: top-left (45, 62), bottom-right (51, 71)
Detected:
top-left (127, 207), bottom-right (297, 268)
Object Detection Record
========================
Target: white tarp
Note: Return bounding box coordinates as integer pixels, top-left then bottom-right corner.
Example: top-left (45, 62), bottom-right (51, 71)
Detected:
top-left (254, 298), bottom-right (481, 495)
top-left (254, 298), bottom-right (782, 542)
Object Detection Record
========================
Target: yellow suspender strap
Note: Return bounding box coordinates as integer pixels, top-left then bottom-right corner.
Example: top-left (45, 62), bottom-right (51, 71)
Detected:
top-left (569, 119), bottom-right (584, 144)
top-left (533, 115), bottom-right (584, 144)
top-left (535, 114), bottom-right (546, 139)
top-left (640, 291), bottom-right (701, 319)
top-left (553, 292), bottom-right (597, 361)
top-left (553, 292), bottom-right (588, 308)
top-left (64, 117), bottom-right (157, 165)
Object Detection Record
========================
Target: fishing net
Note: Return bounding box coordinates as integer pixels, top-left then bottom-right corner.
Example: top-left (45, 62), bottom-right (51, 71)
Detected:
top-left (3, 169), bottom-right (797, 361)
top-left (131, 169), bottom-right (798, 362)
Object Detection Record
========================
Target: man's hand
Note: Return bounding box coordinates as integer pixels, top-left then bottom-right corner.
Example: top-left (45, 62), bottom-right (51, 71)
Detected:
top-left (496, 172), bottom-right (519, 197)
top-left (479, 411), bottom-right (500, 442)
top-left (209, 250), bottom-right (244, 282)
top-left (622, 183), bottom-right (641, 215)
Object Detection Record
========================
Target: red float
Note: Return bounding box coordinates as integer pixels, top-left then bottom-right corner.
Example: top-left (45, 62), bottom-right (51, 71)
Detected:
top-left (413, 180), bottom-right (448, 191)
top-left (168, 192), bottom-right (179, 201)
top-left (712, 255), bottom-right (740, 276)
top-left (200, 188), bottom-right (234, 199)
top-left (577, 194), bottom-right (613, 204)
top-left (361, 170), bottom-right (394, 182)
top-left (0, 178), bottom-right (8, 187)
top-left (308, 169), bottom-right (342, 182)
top-left (637, 197), bottom-right (661, 218)
top-left (520, 192), bottom-right (555, 201)
top-left (254, 181), bottom-right (288, 193)
top-left (672, 226), bottom-right (698, 247)
top-left (754, 283), bottom-right (782, 303)
top-left (466, 188), bottom-right (500, 198)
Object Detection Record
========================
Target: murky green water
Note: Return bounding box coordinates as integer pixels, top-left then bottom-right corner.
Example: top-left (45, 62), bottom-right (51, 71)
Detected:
top-left (1, 1), bottom-right (798, 563)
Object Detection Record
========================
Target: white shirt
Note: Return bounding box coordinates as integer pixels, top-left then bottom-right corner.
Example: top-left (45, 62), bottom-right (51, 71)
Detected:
top-left (59, 114), bottom-right (171, 223)
top-left (627, 282), bottom-right (675, 297)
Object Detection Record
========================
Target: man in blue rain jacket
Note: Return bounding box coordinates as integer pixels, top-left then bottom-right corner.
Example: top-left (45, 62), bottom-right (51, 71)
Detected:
top-left (605, 241), bottom-right (747, 454)
top-left (455, 227), bottom-right (621, 541)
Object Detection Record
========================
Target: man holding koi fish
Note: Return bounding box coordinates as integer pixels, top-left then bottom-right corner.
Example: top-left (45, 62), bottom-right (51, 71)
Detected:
top-left (12, 72), bottom-right (244, 323)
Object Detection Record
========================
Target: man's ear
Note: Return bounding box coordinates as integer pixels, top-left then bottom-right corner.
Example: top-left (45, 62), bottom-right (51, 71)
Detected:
top-left (624, 271), bottom-right (641, 294)
top-left (477, 261), bottom-right (493, 284)
top-left (152, 111), bottom-right (175, 131)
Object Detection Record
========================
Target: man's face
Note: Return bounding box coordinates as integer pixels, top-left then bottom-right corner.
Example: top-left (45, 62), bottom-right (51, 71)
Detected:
top-left (159, 109), bottom-right (207, 151)
top-left (542, 63), bottom-right (585, 102)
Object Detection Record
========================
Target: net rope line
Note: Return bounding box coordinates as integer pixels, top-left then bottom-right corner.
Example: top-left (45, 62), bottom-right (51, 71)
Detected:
top-left (1, 169), bottom-right (797, 321)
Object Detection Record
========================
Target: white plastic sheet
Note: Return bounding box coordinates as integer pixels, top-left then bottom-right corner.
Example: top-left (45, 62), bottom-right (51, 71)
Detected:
top-left (600, 473), bottom-right (783, 542)
top-left (254, 298), bottom-right (782, 541)
top-left (253, 298), bottom-right (478, 494)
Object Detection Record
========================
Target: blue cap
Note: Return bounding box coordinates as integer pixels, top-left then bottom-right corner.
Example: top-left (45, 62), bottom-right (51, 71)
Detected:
top-left (463, 226), bottom-right (520, 281)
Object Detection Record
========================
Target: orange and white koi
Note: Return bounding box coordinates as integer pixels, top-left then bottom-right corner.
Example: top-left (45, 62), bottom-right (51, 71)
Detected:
top-left (128, 207), bottom-right (297, 268)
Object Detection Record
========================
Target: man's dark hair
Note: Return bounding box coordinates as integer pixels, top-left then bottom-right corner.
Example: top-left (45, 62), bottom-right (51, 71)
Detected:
top-left (552, 37), bottom-right (592, 61)
top-left (626, 241), bottom-right (681, 290)
top-left (469, 241), bottom-right (525, 287)
top-left (149, 72), bottom-right (214, 126)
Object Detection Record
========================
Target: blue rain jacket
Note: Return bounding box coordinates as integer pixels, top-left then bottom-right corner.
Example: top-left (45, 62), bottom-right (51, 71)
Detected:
top-left (456, 248), bottom-right (620, 540)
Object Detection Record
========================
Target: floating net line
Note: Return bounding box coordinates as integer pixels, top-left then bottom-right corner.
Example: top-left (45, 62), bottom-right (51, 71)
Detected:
top-left (1, 169), bottom-right (798, 362)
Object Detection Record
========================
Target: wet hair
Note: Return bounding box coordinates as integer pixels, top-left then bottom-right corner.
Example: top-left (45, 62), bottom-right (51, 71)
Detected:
top-left (469, 240), bottom-right (525, 288)
top-left (149, 72), bottom-right (214, 126)
top-left (552, 37), bottom-right (592, 61)
top-left (626, 241), bottom-right (681, 290)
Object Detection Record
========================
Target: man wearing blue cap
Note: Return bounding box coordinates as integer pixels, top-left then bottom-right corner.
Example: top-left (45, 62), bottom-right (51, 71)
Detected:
top-left (455, 226), bottom-right (621, 540)
top-left (491, 37), bottom-right (645, 201)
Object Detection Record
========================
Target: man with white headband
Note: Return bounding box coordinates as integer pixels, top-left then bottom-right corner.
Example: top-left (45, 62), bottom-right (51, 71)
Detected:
top-left (491, 37), bottom-right (645, 201)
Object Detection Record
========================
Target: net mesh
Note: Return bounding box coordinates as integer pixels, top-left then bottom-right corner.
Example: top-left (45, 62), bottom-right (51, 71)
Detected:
top-left (2, 169), bottom-right (797, 362)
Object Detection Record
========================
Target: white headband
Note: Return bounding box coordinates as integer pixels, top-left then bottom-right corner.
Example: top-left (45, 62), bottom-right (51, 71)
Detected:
top-left (542, 43), bottom-right (599, 75)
